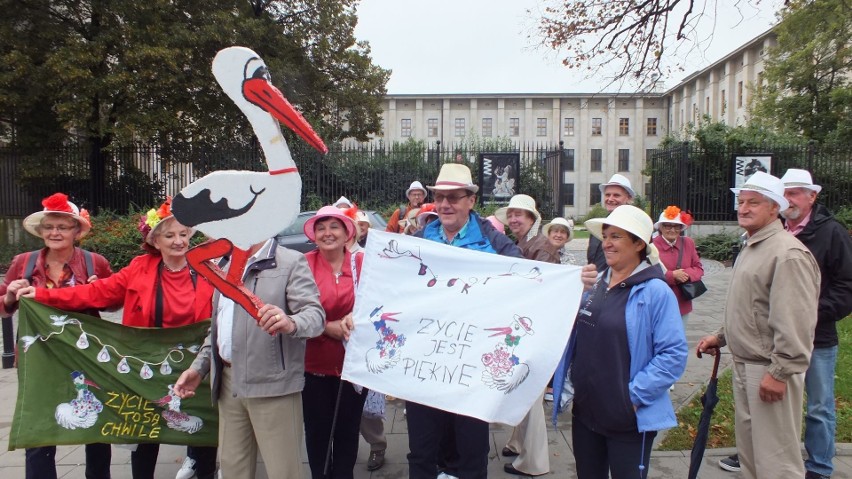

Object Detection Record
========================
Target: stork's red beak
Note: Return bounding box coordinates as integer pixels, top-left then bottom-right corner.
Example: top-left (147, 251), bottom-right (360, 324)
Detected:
top-left (242, 78), bottom-right (329, 154)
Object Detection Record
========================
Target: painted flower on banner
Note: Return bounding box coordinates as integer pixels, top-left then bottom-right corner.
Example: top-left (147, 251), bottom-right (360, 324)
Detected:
top-left (365, 306), bottom-right (407, 373)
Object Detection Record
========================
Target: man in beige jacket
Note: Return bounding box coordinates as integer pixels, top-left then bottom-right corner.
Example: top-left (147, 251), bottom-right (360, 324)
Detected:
top-left (698, 171), bottom-right (820, 479)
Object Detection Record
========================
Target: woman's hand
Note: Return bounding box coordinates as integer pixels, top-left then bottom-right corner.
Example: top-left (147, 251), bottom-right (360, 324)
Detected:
top-left (4, 279), bottom-right (30, 305)
top-left (580, 264), bottom-right (597, 291)
top-left (15, 285), bottom-right (37, 301)
top-left (672, 269), bottom-right (690, 283)
top-left (257, 304), bottom-right (295, 336)
top-left (174, 369), bottom-right (202, 399)
top-left (326, 313), bottom-right (355, 341)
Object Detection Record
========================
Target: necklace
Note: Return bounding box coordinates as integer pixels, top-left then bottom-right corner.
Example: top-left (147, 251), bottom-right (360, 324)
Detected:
top-left (163, 262), bottom-right (188, 273)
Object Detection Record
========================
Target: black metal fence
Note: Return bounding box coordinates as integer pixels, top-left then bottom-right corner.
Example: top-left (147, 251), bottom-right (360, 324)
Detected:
top-left (648, 142), bottom-right (852, 221)
top-left (0, 141), bottom-right (564, 218)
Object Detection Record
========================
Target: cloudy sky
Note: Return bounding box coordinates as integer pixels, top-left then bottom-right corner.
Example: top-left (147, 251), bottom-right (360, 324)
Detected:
top-left (354, 0), bottom-right (783, 94)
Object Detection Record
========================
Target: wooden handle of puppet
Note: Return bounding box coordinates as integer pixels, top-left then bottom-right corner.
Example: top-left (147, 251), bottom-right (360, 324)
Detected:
top-left (186, 239), bottom-right (266, 322)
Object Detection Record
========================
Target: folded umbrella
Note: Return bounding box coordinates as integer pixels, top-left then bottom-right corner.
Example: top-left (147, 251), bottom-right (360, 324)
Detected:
top-left (688, 350), bottom-right (723, 479)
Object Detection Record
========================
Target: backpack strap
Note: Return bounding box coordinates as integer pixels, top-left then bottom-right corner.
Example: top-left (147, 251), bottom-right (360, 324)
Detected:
top-left (22, 250), bottom-right (40, 283)
top-left (81, 249), bottom-right (95, 279)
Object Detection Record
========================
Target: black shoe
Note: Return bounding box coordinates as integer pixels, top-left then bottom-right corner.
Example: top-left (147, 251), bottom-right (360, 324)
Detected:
top-left (504, 463), bottom-right (538, 476)
top-left (718, 454), bottom-right (740, 472)
top-left (805, 471), bottom-right (830, 479)
top-left (366, 449), bottom-right (385, 471)
top-left (501, 446), bottom-right (519, 457)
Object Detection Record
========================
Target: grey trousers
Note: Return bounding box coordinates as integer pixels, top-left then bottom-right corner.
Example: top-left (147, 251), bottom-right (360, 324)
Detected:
top-left (360, 415), bottom-right (387, 451)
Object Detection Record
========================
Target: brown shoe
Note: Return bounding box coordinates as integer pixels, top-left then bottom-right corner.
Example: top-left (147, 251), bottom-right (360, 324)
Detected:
top-left (367, 449), bottom-right (385, 471)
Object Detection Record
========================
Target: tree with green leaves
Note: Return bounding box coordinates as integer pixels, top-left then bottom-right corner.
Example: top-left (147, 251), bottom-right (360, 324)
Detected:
top-left (0, 0), bottom-right (389, 209)
top-left (750, 0), bottom-right (852, 143)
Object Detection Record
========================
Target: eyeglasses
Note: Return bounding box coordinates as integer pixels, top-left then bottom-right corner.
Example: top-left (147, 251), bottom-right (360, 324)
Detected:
top-left (40, 224), bottom-right (76, 233)
top-left (433, 193), bottom-right (472, 204)
top-left (660, 223), bottom-right (683, 230)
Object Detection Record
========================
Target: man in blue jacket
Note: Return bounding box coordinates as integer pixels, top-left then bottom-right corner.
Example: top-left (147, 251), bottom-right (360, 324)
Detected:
top-left (407, 163), bottom-right (523, 479)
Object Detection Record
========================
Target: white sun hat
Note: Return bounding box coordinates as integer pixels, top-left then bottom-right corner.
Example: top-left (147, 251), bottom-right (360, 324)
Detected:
top-left (406, 181), bottom-right (427, 197)
top-left (23, 192), bottom-right (92, 238)
top-left (542, 217), bottom-right (575, 242)
top-left (494, 194), bottom-right (542, 241)
top-left (599, 174), bottom-right (635, 198)
top-left (333, 196), bottom-right (353, 208)
top-left (780, 168), bottom-right (822, 194)
top-left (730, 171), bottom-right (789, 211)
top-left (585, 205), bottom-right (661, 267)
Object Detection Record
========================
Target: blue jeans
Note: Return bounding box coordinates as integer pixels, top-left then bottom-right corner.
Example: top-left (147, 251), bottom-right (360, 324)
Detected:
top-left (804, 345), bottom-right (838, 476)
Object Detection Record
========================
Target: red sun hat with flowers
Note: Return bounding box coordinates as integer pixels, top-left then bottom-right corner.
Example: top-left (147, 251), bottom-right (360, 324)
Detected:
top-left (23, 192), bottom-right (92, 239)
top-left (654, 205), bottom-right (694, 230)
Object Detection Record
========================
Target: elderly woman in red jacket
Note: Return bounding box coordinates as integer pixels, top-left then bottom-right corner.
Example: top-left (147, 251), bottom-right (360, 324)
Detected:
top-left (19, 198), bottom-right (218, 479)
top-left (651, 206), bottom-right (704, 321)
top-left (2, 193), bottom-right (112, 479)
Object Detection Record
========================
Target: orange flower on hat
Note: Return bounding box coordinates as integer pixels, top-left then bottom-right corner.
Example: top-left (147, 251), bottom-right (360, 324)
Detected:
top-left (42, 193), bottom-right (74, 213)
top-left (663, 205), bottom-right (681, 220)
top-left (79, 208), bottom-right (91, 226)
top-left (156, 196), bottom-right (172, 220)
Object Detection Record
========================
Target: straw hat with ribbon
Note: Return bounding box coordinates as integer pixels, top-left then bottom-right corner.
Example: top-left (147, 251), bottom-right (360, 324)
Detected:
top-left (730, 171), bottom-right (789, 211)
top-left (494, 194), bottom-right (542, 241)
top-left (303, 205), bottom-right (356, 242)
top-left (23, 193), bottom-right (92, 238)
top-left (585, 205), bottom-right (661, 267)
top-left (542, 217), bottom-right (575, 242)
top-left (780, 168), bottom-right (822, 193)
top-left (427, 164), bottom-right (479, 193)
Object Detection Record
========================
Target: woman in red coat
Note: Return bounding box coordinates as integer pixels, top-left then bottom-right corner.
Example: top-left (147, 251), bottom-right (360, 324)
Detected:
top-left (19, 198), bottom-right (217, 479)
top-left (1, 193), bottom-right (112, 479)
top-left (651, 206), bottom-right (705, 320)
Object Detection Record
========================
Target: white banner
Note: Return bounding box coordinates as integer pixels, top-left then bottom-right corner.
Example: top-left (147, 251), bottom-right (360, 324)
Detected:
top-left (341, 230), bottom-right (583, 425)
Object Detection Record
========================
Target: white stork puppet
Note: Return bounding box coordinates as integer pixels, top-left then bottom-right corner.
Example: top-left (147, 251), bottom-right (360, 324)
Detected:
top-left (172, 47), bottom-right (327, 320)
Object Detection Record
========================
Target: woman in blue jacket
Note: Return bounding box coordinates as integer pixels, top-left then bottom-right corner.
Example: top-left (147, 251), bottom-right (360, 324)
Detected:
top-left (554, 205), bottom-right (687, 479)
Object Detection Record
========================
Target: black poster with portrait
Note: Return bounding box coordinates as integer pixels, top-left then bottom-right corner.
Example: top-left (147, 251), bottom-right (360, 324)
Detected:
top-left (478, 153), bottom-right (521, 206)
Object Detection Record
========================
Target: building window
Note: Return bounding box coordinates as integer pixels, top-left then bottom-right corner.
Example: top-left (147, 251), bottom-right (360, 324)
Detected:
top-left (427, 118), bottom-right (438, 137)
top-left (536, 118), bottom-right (547, 137)
top-left (563, 118), bottom-right (575, 136)
top-left (590, 183), bottom-right (602, 205)
top-left (563, 148), bottom-right (575, 171)
top-left (400, 119), bottom-right (412, 137)
top-left (482, 118), bottom-right (493, 137)
top-left (509, 118), bottom-right (520, 137)
top-left (737, 81), bottom-right (743, 107)
top-left (591, 118), bottom-right (602, 136)
top-left (721, 90), bottom-right (727, 115)
top-left (590, 149), bottom-right (602, 171)
top-left (563, 183), bottom-right (575, 206)
top-left (646, 118), bottom-right (657, 136)
top-left (618, 149), bottom-right (630, 172)
top-left (454, 118), bottom-right (465, 137)
top-left (619, 118), bottom-right (629, 135)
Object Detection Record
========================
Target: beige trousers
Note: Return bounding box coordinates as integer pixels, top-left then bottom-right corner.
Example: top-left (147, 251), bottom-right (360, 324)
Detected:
top-left (505, 391), bottom-right (550, 475)
top-left (217, 367), bottom-right (304, 479)
top-left (732, 361), bottom-right (805, 479)
top-left (360, 415), bottom-right (387, 451)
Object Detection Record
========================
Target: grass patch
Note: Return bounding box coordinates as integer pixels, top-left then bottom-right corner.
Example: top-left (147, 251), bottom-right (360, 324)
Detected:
top-left (572, 230), bottom-right (590, 239)
top-left (659, 316), bottom-right (852, 450)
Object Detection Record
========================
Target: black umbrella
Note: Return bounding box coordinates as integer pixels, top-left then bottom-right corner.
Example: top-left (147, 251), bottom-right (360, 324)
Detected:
top-left (688, 350), bottom-right (723, 479)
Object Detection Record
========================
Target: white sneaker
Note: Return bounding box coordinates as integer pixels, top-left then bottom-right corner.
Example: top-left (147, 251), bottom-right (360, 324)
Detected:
top-left (175, 457), bottom-right (197, 479)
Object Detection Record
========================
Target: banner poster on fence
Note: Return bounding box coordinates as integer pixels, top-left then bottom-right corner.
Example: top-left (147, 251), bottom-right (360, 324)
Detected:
top-left (341, 230), bottom-right (582, 426)
top-left (9, 298), bottom-right (217, 449)
top-left (733, 154), bottom-right (772, 210)
top-left (478, 153), bottom-right (521, 205)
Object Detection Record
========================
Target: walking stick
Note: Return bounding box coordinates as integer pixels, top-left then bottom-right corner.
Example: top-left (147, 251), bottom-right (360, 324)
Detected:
top-left (323, 378), bottom-right (346, 478)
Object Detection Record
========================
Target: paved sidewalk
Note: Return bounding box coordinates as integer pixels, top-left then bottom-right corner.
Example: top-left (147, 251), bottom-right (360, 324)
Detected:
top-left (1, 248), bottom-right (850, 477)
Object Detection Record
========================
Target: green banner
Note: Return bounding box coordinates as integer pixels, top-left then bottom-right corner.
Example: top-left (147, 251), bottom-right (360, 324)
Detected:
top-left (9, 298), bottom-right (217, 449)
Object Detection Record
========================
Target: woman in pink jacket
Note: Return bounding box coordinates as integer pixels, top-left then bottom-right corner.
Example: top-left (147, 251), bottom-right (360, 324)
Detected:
top-left (651, 206), bottom-right (704, 321)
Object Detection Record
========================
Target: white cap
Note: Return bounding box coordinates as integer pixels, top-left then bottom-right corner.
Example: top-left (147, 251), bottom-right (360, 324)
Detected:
top-left (333, 196), bottom-right (353, 208)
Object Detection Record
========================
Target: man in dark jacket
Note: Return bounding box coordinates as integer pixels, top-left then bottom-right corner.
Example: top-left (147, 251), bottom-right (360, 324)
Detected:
top-left (781, 169), bottom-right (852, 479)
top-left (586, 174), bottom-right (634, 269)
top-left (407, 163), bottom-right (522, 479)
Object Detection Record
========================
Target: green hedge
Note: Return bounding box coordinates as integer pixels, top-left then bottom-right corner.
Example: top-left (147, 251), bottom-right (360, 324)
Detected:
top-left (695, 232), bottom-right (740, 261)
